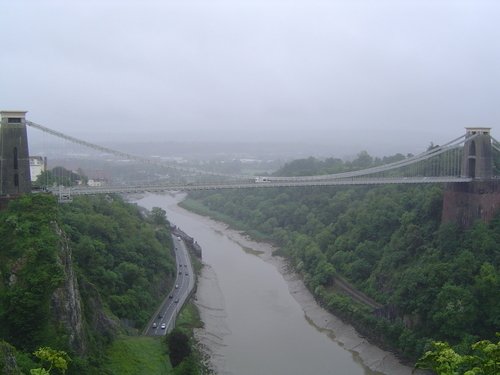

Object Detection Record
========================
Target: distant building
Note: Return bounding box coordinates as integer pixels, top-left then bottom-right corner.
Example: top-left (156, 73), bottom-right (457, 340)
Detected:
top-left (87, 178), bottom-right (105, 187)
top-left (29, 156), bottom-right (47, 182)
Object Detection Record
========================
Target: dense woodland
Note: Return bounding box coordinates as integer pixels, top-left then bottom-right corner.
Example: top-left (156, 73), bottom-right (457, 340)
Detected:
top-left (185, 153), bottom-right (500, 361)
top-left (0, 194), bottom-right (176, 374)
top-left (61, 196), bottom-right (175, 327)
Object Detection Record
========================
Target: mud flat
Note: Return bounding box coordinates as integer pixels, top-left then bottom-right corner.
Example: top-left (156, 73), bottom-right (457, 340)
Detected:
top-left (192, 265), bottom-right (231, 374)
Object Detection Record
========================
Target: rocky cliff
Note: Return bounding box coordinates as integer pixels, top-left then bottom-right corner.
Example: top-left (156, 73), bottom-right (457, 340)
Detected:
top-left (50, 223), bottom-right (86, 355)
top-left (0, 341), bottom-right (21, 375)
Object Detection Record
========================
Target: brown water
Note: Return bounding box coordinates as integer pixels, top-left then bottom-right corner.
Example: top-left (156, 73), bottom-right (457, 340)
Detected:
top-left (136, 193), bottom-right (417, 375)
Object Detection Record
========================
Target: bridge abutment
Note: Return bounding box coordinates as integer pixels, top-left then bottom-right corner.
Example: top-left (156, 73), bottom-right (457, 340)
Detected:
top-left (442, 181), bottom-right (500, 227)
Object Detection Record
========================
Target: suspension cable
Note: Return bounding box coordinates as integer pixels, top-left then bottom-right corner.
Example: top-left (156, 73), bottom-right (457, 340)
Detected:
top-left (27, 120), bottom-right (476, 183)
top-left (26, 121), bottom-right (251, 180)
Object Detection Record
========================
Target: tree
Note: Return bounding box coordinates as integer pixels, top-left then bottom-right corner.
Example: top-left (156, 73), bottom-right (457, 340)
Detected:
top-left (415, 335), bottom-right (500, 375)
top-left (33, 170), bottom-right (56, 187)
top-left (34, 167), bottom-right (83, 188)
top-left (474, 263), bottom-right (500, 331)
top-left (151, 207), bottom-right (167, 226)
top-left (351, 151), bottom-right (373, 169)
top-left (430, 284), bottom-right (478, 339)
top-left (30, 347), bottom-right (70, 375)
top-left (415, 341), bottom-right (464, 374)
top-left (167, 330), bottom-right (191, 367)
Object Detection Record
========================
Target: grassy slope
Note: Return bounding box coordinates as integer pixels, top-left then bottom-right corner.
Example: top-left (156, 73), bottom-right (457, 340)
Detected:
top-left (175, 302), bottom-right (203, 333)
top-left (103, 300), bottom-right (203, 374)
top-left (103, 336), bottom-right (171, 375)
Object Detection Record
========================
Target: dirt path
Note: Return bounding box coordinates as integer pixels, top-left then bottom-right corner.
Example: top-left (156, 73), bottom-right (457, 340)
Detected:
top-left (333, 276), bottom-right (383, 310)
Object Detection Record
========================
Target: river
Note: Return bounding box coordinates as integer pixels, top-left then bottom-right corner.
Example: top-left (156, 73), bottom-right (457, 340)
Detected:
top-left (136, 193), bottom-right (418, 375)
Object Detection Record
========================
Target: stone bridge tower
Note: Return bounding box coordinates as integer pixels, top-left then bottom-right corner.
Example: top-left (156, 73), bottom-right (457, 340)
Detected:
top-left (461, 127), bottom-right (492, 179)
top-left (0, 111), bottom-right (32, 197)
top-left (442, 127), bottom-right (500, 227)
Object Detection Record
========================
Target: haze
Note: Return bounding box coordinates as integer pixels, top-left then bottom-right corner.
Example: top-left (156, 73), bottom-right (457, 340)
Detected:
top-left (1, 0), bottom-right (499, 157)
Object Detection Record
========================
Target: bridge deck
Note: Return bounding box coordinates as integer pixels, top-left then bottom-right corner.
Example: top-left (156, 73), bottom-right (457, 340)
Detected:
top-left (50, 176), bottom-right (473, 198)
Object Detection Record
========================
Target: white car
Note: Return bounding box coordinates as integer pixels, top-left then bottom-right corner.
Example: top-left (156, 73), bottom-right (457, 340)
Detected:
top-left (161, 323), bottom-right (166, 329)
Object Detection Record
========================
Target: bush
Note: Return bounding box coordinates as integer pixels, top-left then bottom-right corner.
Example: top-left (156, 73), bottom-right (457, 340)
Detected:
top-left (167, 330), bottom-right (191, 368)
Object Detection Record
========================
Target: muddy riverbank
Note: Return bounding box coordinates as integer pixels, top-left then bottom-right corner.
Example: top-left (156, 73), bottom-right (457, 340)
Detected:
top-left (195, 216), bottom-right (420, 375)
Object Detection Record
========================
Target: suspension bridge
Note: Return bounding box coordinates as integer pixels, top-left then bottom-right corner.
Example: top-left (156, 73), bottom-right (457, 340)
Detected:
top-left (1, 111), bottom-right (499, 204)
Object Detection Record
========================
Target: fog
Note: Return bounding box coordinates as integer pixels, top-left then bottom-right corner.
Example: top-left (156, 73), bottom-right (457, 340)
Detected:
top-left (1, 0), bottom-right (499, 157)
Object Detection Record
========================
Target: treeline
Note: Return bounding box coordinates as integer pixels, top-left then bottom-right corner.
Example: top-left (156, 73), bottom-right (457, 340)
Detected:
top-left (34, 166), bottom-right (87, 187)
top-left (0, 194), bottom-right (176, 374)
top-left (275, 151), bottom-right (407, 176)
top-left (185, 153), bottom-right (500, 360)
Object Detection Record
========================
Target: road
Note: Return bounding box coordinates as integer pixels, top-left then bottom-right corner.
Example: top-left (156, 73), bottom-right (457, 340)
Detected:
top-left (145, 235), bottom-right (195, 336)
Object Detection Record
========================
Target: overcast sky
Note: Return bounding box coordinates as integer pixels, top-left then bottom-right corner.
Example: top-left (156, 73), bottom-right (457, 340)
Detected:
top-left (1, 0), bottom-right (499, 156)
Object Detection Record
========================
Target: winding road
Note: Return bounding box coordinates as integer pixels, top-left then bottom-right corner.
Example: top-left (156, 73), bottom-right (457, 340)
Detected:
top-left (144, 235), bottom-right (195, 336)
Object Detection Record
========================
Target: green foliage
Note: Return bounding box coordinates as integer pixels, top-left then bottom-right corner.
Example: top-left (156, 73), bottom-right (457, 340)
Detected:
top-left (30, 369), bottom-right (50, 375)
top-left (167, 330), bottom-right (191, 368)
top-left (0, 195), bottom-right (65, 351)
top-left (275, 153), bottom-right (406, 177)
top-left (0, 340), bottom-right (23, 375)
top-left (151, 207), bottom-right (168, 226)
top-left (172, 355), bottom-right (199, 375)
top-left (60, 195), bottom-right (176, 328)
top-left (415, 335), bottom-right (500, 374)
top-left (103, 336), bottom-right (171, 375)
top-left (34, 167), bottom-right (85, 188)
top-left (174, 303), bottom-right (203, 333)
top-left (31, 347), bottom-right (71, 374)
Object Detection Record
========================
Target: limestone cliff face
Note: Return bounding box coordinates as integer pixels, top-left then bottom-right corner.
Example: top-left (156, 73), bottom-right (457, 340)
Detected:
top-left (50, 223), bottom-right (119, 354)
top-left (79, 279), bottom-right (119, 342)
top-left (0, 340), bottom-right (21, 375)
top-left (50, 223), bottom-right (87, 355)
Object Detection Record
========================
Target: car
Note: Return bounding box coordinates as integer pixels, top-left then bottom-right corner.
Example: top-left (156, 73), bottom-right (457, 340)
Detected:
top-left (157, 314), bottom-right (162, 319)
top-left (185, 272), bottom-right (188, 276)
top-left (169, 294), bottom-right (173, 299)
top-left (177, 236), bottom-right (181, 240)
top-left (255, 176), bottom-right (271, 183)
top-left (161, 323), bottom-right (166, 329)
top-left (179, 270), bottom-right (182, 274)
top-left (175, 284), bottom-right (179, 288)
top-left (152, 322), bottom-right (157, 328)
top-left (174, 299), bottom-right (179, 303)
